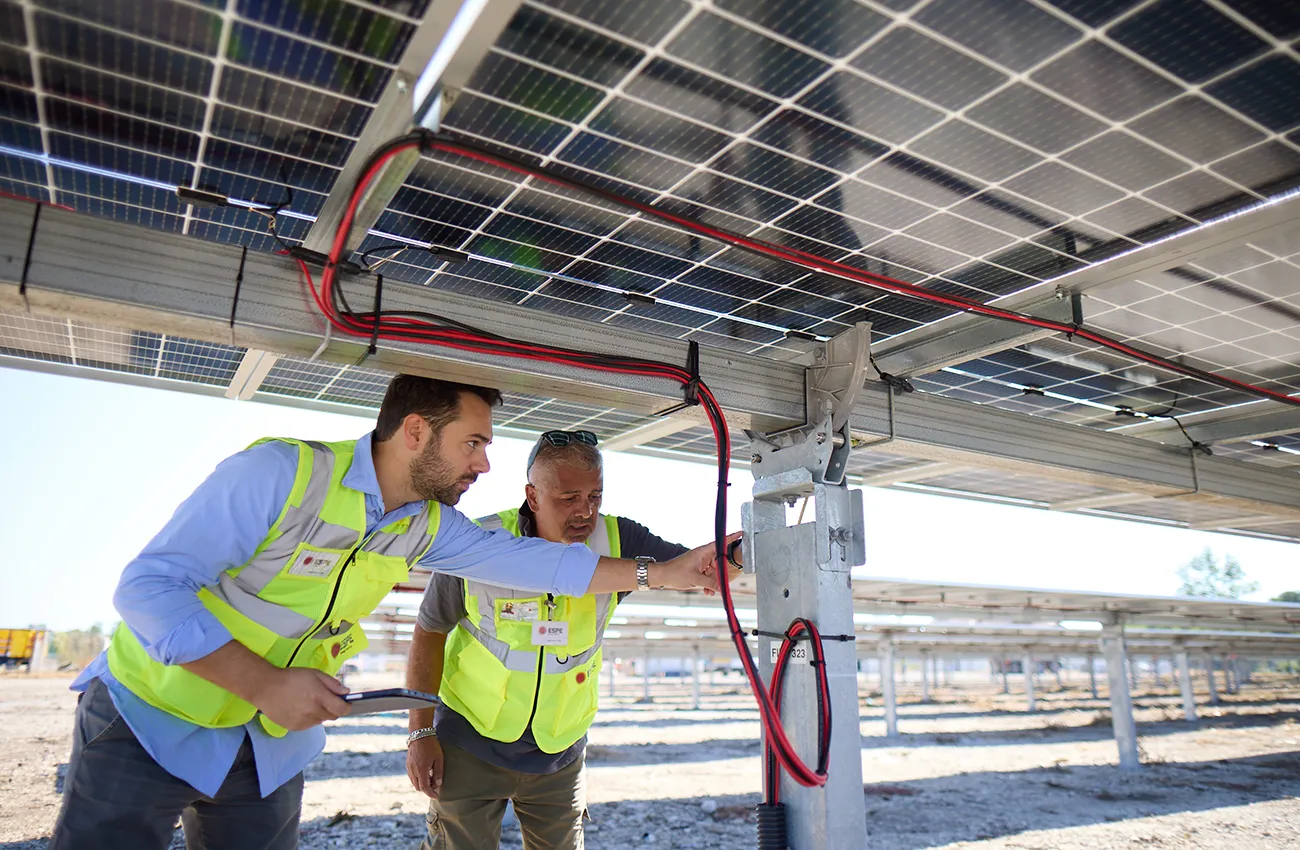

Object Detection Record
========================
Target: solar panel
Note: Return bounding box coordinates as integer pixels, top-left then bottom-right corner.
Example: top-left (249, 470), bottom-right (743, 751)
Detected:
top-left (0, 0), bottom-right (1297, 512)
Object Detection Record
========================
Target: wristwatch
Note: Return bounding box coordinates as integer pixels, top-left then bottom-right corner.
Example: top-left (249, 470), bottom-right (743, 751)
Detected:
top-left (635, 556), bottom-right (656, 591)
top-left (726, 537), bottom-right (743, 569)
top-left (406, 727), bottom-right (437, 747)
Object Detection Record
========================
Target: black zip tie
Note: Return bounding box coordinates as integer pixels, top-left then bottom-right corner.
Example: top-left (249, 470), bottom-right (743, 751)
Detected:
top-left (1060, 293), bottom-right (1085, 341)
top-left (683, 339), bottom-right (701, 406)
top-left (356, 273), bottom-right (383, 366)
top-left (652, 340), bottom-right (703, 417)
top-left (229, 245), bottom-right (248, 328)
top-left (19, 202), bottom-right (41, 307)
top-left (751, 629), bottom-right (855, 642)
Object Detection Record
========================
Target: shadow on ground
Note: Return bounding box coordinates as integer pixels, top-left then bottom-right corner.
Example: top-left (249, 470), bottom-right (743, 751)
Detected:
top-left (11, 752), bottom-right (1298, 850)
top-left (308, 709), bottom-right (1300, 779)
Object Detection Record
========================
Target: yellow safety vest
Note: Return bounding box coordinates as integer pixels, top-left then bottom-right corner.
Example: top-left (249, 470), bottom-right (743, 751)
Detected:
top-left (108, 438), bottom-right (439, 736)
top-left (439, 509), bottom-right (619, 753)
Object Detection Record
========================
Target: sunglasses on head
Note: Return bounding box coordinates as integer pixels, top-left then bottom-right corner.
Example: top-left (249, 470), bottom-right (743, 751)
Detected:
top-left (528, 430), bottom-right (599, 470)
top-left (539, 430), bottom-right (598, 448)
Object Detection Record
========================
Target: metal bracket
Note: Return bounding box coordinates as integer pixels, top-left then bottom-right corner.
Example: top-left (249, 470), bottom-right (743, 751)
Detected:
top-left (745, 414), bottom-right (837, 482)
top-left (807, 321), bottom-right (872, 433)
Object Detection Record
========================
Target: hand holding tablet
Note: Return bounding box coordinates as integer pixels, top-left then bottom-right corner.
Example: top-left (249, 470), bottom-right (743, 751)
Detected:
top-left (341, 688), bottom-right (441, 715)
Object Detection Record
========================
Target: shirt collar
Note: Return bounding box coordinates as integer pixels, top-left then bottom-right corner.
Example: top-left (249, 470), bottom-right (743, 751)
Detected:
top-left (343, 431), bottom-right (382, 498)
top-left (516, 500), bottom-right (538, 538)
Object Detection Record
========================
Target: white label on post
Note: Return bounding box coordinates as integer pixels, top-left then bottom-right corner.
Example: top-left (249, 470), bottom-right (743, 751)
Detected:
top-left (771, 643), bottom-right (808, 664)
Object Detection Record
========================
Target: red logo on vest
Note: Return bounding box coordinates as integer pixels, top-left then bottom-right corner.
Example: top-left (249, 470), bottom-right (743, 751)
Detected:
top-left (303, 556), bottom-right (313, 565)
top-left (331, 643), bottom-right (341, 657)
top-left (575, 672), bottom-right (586, 684)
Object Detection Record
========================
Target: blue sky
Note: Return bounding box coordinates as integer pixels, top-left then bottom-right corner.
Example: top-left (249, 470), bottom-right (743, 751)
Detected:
top-left (1, 366), bottom-right (1295, 631)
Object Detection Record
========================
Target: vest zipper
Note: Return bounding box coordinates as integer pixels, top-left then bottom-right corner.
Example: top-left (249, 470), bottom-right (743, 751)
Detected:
top-left (285, 533), bottom-right (373, 668)
top-left (522, 593), bottom-right (554, 735)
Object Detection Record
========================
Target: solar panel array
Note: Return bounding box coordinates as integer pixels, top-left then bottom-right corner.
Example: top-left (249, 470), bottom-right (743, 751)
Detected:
top-left (1, 0), bottom-right (1298, 475)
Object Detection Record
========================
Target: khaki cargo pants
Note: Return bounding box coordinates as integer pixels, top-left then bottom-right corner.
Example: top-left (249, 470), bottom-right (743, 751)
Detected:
top-left (420, 742), bottom-right (586, 850)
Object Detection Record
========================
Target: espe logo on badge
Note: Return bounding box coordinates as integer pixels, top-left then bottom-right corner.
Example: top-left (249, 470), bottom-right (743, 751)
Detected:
top-left (289, 550), bottom-right (339, 577)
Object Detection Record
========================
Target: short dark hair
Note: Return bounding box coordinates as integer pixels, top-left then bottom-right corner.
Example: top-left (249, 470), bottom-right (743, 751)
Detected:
top-left (375, 375), bottom-right (503, 441)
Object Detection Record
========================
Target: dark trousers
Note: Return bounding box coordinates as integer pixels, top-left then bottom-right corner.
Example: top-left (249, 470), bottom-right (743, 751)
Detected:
top-left (49, 677), bottom-right (304, 850)
top-left (421, 743), bottom-right (586, 850)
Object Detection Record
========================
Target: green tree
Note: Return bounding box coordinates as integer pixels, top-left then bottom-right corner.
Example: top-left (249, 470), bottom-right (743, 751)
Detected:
top-left (1272, 591), bottom-right (1300, 603)
top-left (51, 624), bottom-right (105, 670)
top-left (1176, 548), bottom-right (1258, 598)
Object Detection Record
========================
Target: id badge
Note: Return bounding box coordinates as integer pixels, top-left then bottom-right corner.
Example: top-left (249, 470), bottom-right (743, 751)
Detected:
top-left (500, 601), bottom-right (540, 622)
top-left (531, 621), bottom-right (569, 646)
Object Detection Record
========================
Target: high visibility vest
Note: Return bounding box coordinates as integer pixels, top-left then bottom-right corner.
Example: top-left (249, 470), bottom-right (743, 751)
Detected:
top-left (439, 509), bottom-right (619, 753)
top-left (108, 438), bottom-right (439, 736)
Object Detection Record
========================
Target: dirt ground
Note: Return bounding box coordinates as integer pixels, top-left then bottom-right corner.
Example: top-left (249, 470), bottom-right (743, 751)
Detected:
top-left (3, 669), bottom-right (1299, 849)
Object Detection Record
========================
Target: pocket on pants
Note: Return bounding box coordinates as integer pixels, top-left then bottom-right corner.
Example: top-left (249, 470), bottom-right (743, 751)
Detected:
top-left (80, 680), bottom-right (129, 750)
top-left (422, 811), bottom-right (448, 850)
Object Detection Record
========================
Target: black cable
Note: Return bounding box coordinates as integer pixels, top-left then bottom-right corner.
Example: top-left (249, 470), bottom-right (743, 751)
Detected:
top-left (302, 130), bottom-right (834, 790)
top-left (1170, 415), bottom-right (1213, 456)
top-left (869, 354), bottom-right (914, 395)
top-left (230, 245), bottom-right (248, 328)
top-left (19, 201), bottom-right (41, 300)
top-left (359, 243), bottom-right (411, 270)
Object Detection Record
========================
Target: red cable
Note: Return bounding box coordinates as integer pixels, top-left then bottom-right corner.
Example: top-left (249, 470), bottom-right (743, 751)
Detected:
top-left (425, 139), bottom-right (1300, 411)
top-left (296, 129), bottom-right (1300, 796)
top-left (306, 137), bottom-right (842, 790)
top-left (0, 189), bottom-right (74, 212)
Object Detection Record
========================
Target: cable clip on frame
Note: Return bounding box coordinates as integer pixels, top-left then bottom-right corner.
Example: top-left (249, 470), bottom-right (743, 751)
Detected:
top-left (653, 340), bottom-right (702, 417)
top-left (355, 273), bottom-right (383, 366)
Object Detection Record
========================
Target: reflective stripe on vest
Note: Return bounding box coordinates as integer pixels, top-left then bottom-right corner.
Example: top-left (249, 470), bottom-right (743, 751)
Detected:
top-left (107, 438), bottom-right (440, 734)
top-left (439, 510), bottom-right (619, 753)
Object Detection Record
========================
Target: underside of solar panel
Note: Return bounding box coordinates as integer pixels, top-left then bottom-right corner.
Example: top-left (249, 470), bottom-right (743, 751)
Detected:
top-left (0, 0), bottom-right (1297, 539)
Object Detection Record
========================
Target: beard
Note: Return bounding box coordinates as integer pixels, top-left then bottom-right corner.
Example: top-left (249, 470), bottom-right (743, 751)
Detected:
top-left (409, 435), bottom-right (477, 505)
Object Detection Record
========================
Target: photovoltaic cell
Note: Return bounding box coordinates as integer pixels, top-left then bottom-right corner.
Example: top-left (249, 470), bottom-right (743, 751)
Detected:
top-left (0, 0), bottom-right (1294, 473)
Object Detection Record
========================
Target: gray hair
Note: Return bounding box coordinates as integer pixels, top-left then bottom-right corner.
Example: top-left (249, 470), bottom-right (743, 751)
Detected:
top-left (527, 441), bottom-right (603, 484)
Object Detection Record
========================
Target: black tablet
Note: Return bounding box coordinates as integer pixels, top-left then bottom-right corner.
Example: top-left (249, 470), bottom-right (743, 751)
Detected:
top-left (342, 688), bottom-right (441, 715)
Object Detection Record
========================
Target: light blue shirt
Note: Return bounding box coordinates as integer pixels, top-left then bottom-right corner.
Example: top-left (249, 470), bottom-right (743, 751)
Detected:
top-left (74, 431), bottom-right (598, 797)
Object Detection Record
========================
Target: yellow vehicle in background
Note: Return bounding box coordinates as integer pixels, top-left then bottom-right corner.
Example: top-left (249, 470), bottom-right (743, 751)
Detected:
top-left (0, 629), bottom-right (46, 669)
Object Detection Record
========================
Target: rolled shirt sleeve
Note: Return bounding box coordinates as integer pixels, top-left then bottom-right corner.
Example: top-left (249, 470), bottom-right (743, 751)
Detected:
top-left (112, 441), bottom-right (298, 666)
top-left (419, 508), bottom-right (600, 597)
top-left (416, 573), bottom-right (467, 633)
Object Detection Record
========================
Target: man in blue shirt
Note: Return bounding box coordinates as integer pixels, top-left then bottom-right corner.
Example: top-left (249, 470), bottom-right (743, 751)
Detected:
top-left (50, 375), bottom-right (728, 850)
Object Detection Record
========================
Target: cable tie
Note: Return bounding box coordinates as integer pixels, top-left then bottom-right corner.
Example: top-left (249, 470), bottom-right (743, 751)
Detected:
top-left (355, 273), bottom-right (383, 366)
top-left (652, 341), bottom-right (703, 417)
top-left (292, 246), bottom-right (363, 276)
top-left (229, 245), bottom-right (248, 329)
top-left (752, 629), bottom-right (855, 643)
top-left (683, 340), bottom-right (701, 407)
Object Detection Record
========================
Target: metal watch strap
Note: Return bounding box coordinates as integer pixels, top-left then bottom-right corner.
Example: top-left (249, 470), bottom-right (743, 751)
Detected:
top-left (406, 727), bottom-right (437, 746)
top-left (635, 556), bottom-right (655, 591)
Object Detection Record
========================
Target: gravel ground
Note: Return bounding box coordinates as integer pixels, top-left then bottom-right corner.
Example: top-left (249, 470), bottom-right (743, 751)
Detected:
top-left (3, 670), bottom-right (1299, 849)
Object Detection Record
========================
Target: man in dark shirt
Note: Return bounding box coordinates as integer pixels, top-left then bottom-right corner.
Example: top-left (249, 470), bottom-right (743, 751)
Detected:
top-left (405, 430), bottom-right (706, 850)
